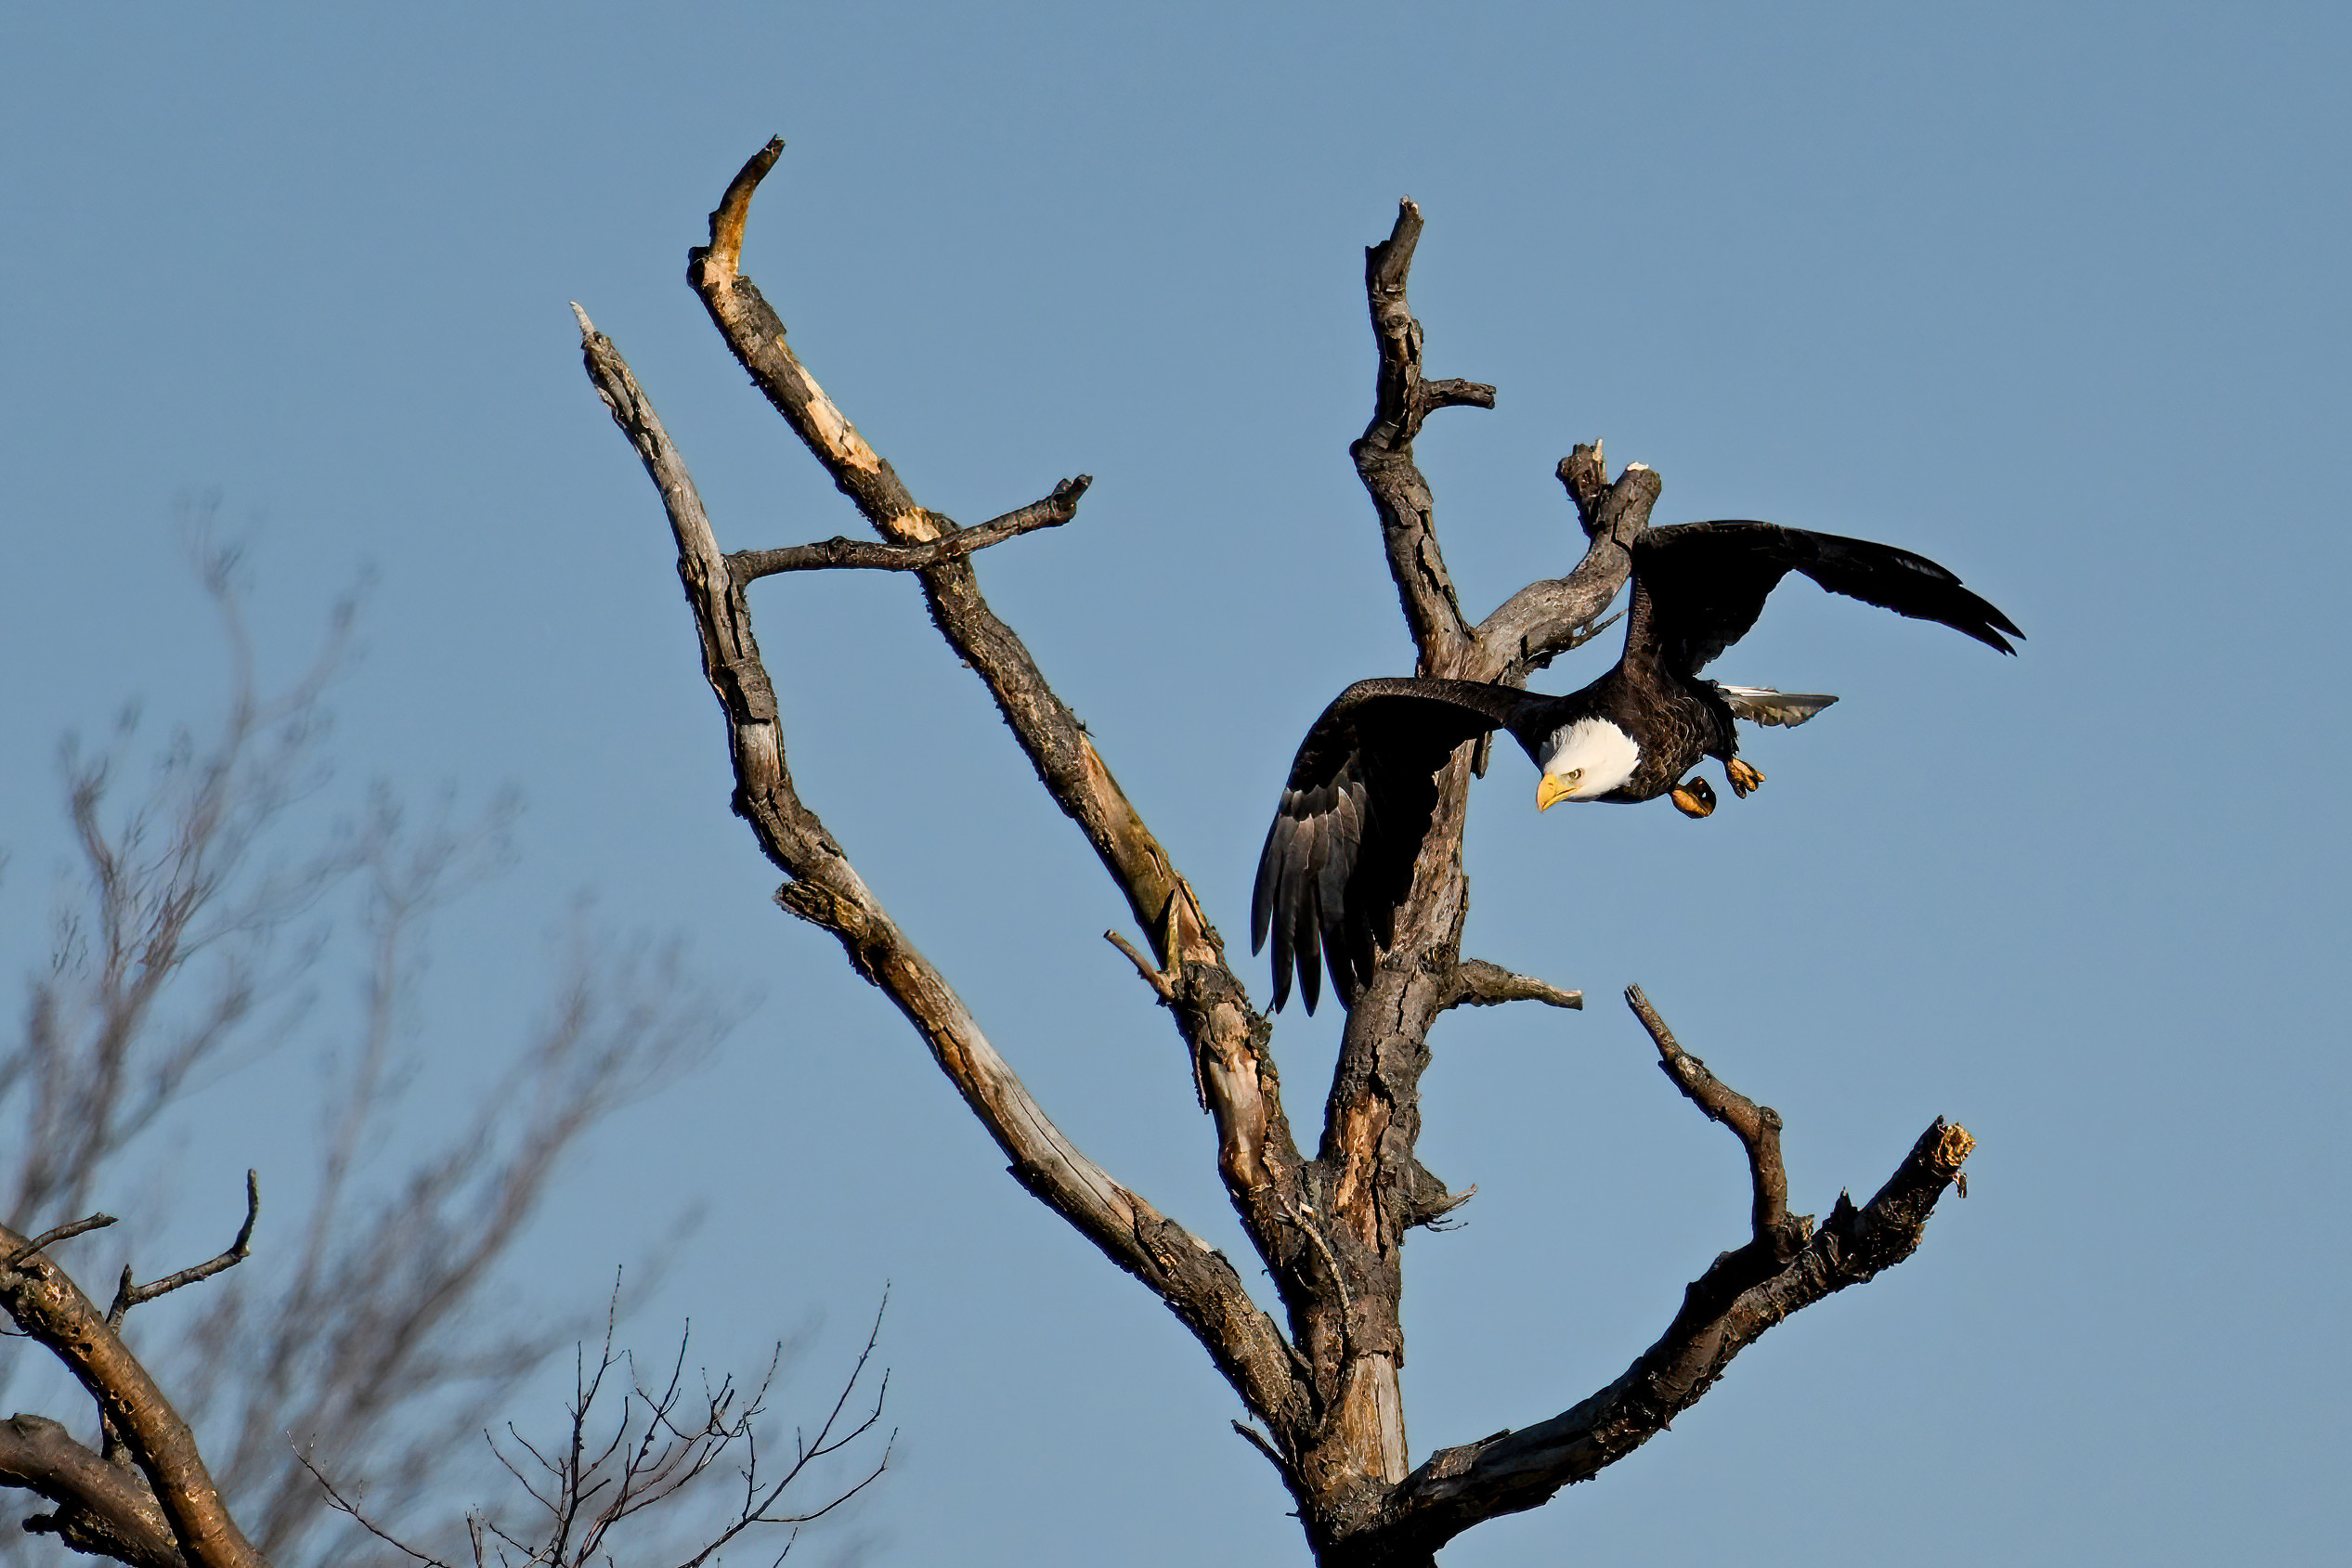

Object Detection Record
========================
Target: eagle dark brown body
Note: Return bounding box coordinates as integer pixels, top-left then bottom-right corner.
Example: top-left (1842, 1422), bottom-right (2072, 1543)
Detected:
top-left (1252, 521), bottom-right (2022, 1012)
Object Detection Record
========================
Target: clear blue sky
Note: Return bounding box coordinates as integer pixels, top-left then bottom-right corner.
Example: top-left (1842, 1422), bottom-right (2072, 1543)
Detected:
top-left (4, 3), bottom-right (2346, 1563)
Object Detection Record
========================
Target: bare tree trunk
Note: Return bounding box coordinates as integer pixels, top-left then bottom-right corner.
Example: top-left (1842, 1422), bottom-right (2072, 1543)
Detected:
top-left (578, 141), bottom-right (1976, 1563)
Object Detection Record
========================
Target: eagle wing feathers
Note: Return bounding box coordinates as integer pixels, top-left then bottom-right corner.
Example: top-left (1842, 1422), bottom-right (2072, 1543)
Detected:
top-left (1635, 523), bottom-right (2022, 675)
top-left (1252, 679), bottom-right (1545, 1013)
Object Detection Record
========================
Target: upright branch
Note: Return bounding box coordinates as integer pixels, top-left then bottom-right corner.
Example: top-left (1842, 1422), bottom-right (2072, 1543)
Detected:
top-left (1290, 195), bottom-right (1662, 1555)
top-left (1352, 200), bottom-right (1493, 674)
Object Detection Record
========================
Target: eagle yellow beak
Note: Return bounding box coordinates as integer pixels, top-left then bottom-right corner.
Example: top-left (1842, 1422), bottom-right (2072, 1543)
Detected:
top-left (1536, 773), bottom-right (1575, 812)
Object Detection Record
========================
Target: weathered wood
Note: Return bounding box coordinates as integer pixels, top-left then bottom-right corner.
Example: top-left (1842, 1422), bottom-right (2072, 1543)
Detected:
top-left (584, 145), bottom-right (1978, 1566)
top-left (575, 306), bottom-right (1316, 1448)
top-left (0, 1416), bottom-right (188, 1568)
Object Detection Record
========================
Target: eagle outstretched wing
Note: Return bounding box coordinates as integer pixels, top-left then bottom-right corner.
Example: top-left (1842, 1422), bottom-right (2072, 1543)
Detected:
top-left (1252, 678), bottom-right (1544, 1014)
top-left (1634, 523), bottom-right (2022, 676)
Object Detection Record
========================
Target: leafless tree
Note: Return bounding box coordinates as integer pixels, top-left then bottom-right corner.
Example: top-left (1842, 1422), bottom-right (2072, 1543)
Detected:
top-left (0, 545), bottom-right (886, 1566)
top-left (572, 140), bottom-right (1979, 1566)
top-left (303, 1295), bottom-right (889, 1568)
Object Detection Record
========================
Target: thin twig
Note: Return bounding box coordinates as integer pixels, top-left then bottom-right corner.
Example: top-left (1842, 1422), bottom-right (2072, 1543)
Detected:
top-left (729, 477), bottom-right (1091, 584)
top-left (2, 1213), bottom-right (119, 1269)
top-left (294, 1450), bottom-right (457, 1568)
top-left (108, 1171), bottom-right (259, 1329)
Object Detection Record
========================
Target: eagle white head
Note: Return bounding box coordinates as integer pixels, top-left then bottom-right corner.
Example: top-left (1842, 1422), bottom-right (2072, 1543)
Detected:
top-left (1535, 718), bottom-right (1641, 810)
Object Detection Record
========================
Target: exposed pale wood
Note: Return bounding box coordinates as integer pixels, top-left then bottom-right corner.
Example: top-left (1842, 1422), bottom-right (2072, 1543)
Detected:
top-left (1442, 961), bottom-right (1583, 1013)
top-left (574, 307), bottom-right (1314, 1443)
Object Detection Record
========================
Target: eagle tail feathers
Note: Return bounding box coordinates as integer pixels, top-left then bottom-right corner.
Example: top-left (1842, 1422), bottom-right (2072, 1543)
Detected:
top-left (1717, 685), bottom-right (1840, 728)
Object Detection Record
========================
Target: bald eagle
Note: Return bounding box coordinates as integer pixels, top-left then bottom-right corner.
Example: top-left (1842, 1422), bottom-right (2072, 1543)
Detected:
top-left (1251, 521), bottom-right (2021, 1013)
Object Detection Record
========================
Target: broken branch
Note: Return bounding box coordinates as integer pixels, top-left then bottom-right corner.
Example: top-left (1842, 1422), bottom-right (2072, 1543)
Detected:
top-left (1443, 960), bottom-right (1583, 1013)
top-left (1372, 1116), bottom-right (1973, 1558)
top-left (728, 477), bottom-right (1091, 584)
top-left (1625, 986), bottom-right (1790, 1244)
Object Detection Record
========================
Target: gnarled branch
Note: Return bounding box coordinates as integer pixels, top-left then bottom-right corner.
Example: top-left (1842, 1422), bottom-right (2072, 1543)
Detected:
top-left (1441, 961), bottom-right (1584, 1014)
top-left (1371, 1038), bottom-right (1973, 1561)
top-left (0, 1415), bottom-right (186, 1568)
top-left (573, 305), bottom-right (1315, 1445)
top-left (728, 476), bottom-right (1089, 583)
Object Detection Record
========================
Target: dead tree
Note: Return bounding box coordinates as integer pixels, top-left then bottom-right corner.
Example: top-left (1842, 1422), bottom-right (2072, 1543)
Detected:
top-left (576, 139), bottom-right (1977, 1567)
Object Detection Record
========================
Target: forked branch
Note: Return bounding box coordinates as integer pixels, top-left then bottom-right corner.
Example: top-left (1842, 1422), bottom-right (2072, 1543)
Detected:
top-left (1370, 1006), bottom-right (1973, 1560)
top-left (0, 1219), bottom-right (268, 1568)
top-left (572, 305), bottom-right (1314, 1443)
top-left (108, 1170), bottom-right (260, 1329)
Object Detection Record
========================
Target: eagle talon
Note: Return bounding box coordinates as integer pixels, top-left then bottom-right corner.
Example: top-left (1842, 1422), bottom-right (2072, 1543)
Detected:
top-left (1670, 778), bottom-right (1717, 819)
top-left (1725, 758), bottom-right (1764, 797)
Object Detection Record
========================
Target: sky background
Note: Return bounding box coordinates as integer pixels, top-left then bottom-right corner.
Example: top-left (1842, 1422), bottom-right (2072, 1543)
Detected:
top-left (3, 2), bottom-right (2346, 1563)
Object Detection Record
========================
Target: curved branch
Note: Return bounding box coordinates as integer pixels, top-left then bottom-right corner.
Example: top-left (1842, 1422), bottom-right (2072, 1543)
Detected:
top-left (1626, 987), bottom-right (1795, 1249)
top-left (573, 309), bottom-right (1313, 1442)
top-left (0, 1225), bottom-right (267, 1568)
top-left (0, 1416), bottom-right (187, 1568)
top-left (108, 1171), bottom-right (259, 1329)
top-left (1371, 1102), bottom-right (1974, 1559)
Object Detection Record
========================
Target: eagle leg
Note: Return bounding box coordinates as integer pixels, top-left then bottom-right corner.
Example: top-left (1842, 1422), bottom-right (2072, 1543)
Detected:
top-left (1670, 777), bottom-right (1718, 819)
top-left (1725, 758), bottom-right (1764, 797)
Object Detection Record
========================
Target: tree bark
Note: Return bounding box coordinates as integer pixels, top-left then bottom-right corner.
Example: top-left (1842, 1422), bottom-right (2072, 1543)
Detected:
top-left (0, 1224), bottom-right (269, 1568)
